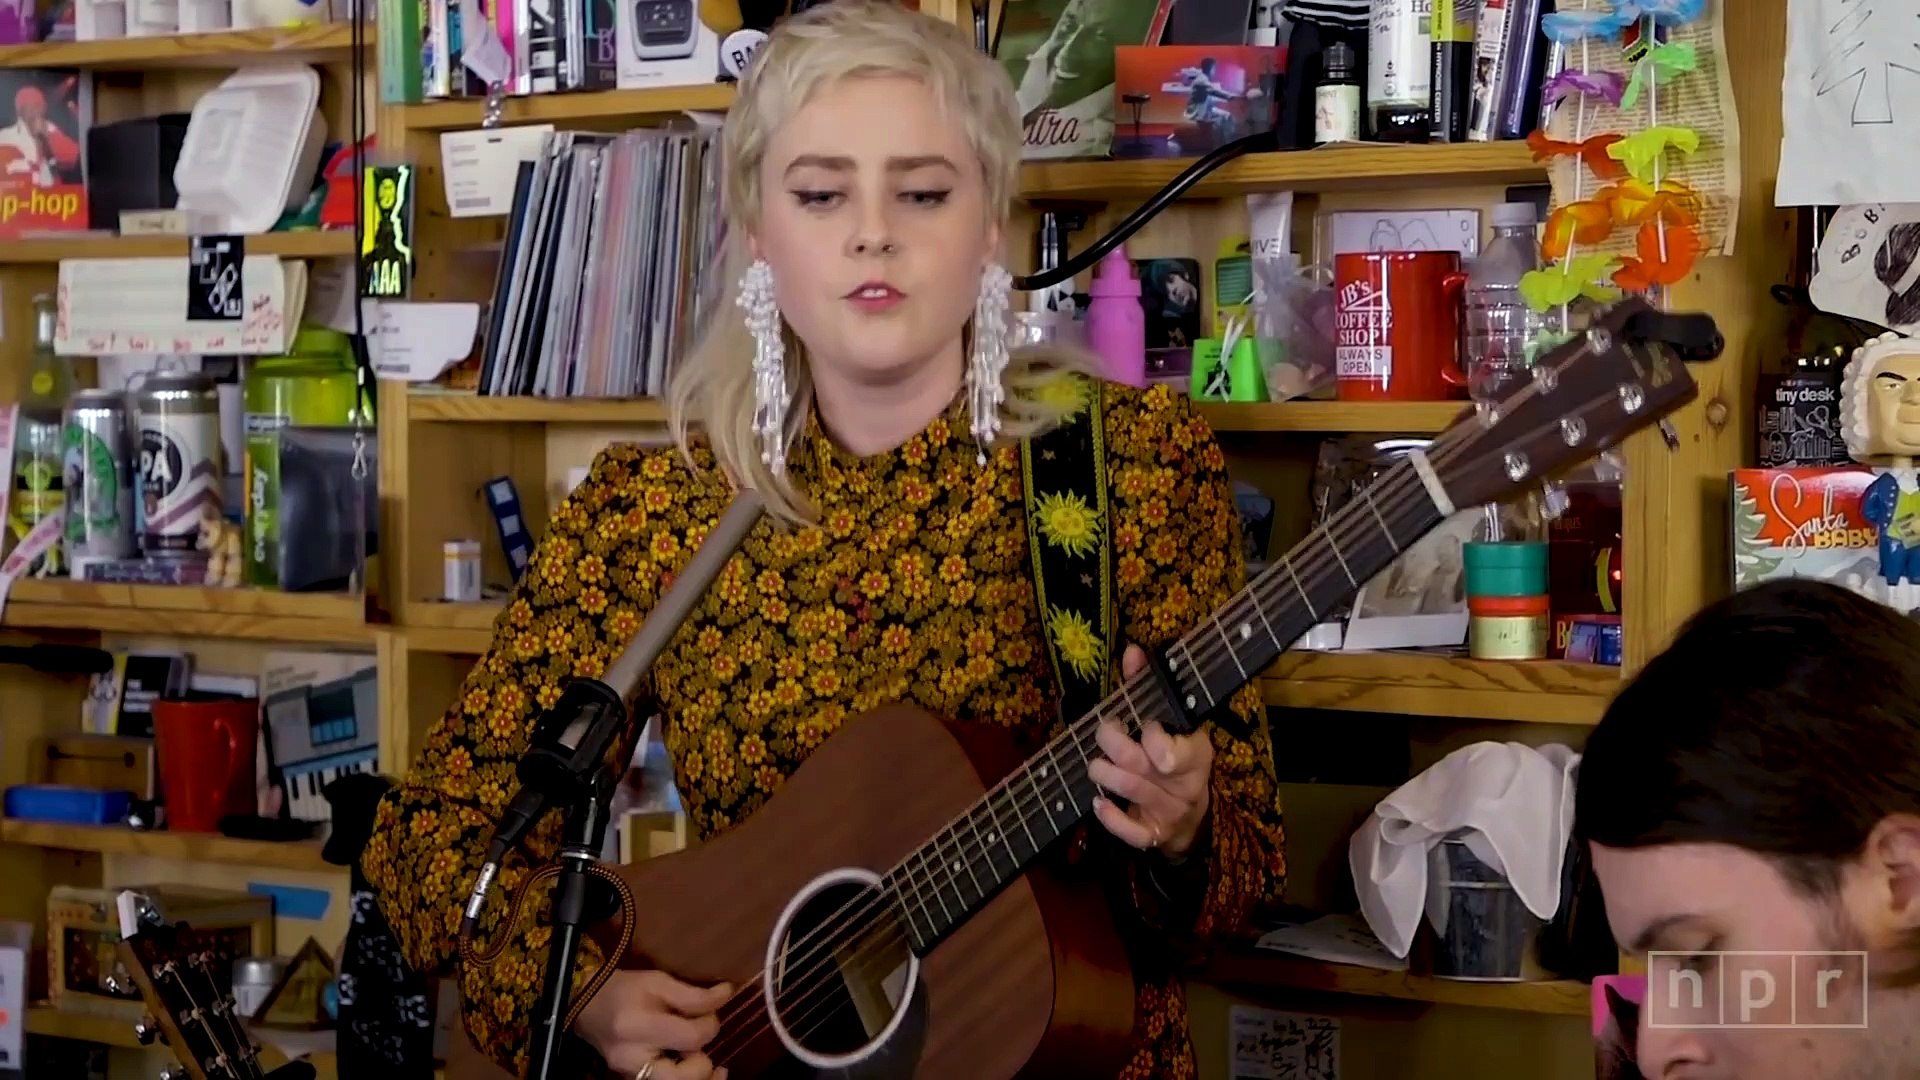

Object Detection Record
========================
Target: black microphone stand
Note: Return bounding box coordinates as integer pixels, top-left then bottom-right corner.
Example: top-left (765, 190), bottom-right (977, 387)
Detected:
top-left (526, 767), bottom-right (620, 1080)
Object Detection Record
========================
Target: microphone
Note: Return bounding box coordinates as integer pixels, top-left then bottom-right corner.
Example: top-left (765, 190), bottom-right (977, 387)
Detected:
top-left (462, 490), bottom-right (766, 929)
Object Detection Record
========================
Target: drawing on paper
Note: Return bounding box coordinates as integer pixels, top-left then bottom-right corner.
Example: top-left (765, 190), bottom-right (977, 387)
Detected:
top-left (1808, 203), bottom-right (1920, 332)
top-left (1229, 1005), bottom-right (1339, 1080)
top-left (1810, 0), bottom-right (1920, 125)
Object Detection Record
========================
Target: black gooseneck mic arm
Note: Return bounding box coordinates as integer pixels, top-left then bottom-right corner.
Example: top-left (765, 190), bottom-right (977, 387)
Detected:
top-left (457, 490), bottom-right (766, 1080)
top-left (1012, 128), bottom-right (1281, 293)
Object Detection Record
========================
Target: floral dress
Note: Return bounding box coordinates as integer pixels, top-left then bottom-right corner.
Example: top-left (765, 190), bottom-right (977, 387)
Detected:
top-left (360, 380), bottom-right (1288, 1078)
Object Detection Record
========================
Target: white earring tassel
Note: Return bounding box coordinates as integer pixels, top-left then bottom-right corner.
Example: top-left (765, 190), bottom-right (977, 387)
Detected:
top-left (739, 259), bottom-right (791, 476)
top-left (968, 264), bottom-right (1014, 463)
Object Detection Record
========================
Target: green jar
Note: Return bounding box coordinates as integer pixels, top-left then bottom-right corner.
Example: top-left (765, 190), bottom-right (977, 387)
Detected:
top-left (244, 328), bottom-right (358, 588)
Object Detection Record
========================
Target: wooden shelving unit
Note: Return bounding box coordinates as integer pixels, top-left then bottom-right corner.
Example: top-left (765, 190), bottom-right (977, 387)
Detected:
top-left (1262, 652), bottom-right (1619, 725)
top-left (1205, 953), bottom-right (1590, 1016)
top-left (0, 229), bottom-right (355, 265)
top-left (408, 392), bottom-right (671, 424)
top-left (0, 819), bottom-right (333, 871)
top-left (1020, 141), bottom-right (1546, 201)
top-left (28, 1004), bottom-right (343, 1075)
top-left (0, 23), bottom-right (366, 70)
top-left (400, 82), bottom-right (735, 131)
top-left (2, 581), bottom-right (370, 643)
top-left (0, 27), bottom-right (380, 1071)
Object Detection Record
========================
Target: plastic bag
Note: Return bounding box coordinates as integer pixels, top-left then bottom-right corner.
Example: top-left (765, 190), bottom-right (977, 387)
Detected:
top-left (1252, 254), bottom-right (1338, 401)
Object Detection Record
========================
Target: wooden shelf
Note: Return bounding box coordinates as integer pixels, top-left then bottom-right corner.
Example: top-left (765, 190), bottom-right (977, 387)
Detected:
top-left (407, 601), bottom-right (1618, 726)
top-left (1019, 141), bottom-right (1546, 201)
top-left (408, 393), bottom-right (670, 423)
top-left (399, 82), bottom-right (735, 131)
top-left (0, 24), bottom-right (367, 70)
top-left (0, 230), bottom-right (355, 265)
top-left (3, 581), bottom-right (370, 644)
top-left (1198, 401), bottom-right (1468, 435)
top-left (1205, 952), bottom-right (1589, 1015)
top-left (26, 1005), bottom-right (143, 1047)
top-left (29, 1004), bottom-right (341, 1073)
top-left (400, 600), bottom-right (498, 654)
top-left (1, 819), bottom-right (334, 871)
top-left (405, 395), bottom-right (1466, 435)
top-left (1261, 652), bottom-right (1619, 725)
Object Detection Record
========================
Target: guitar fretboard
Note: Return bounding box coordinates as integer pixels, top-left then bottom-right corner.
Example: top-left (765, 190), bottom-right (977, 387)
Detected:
top-left (880, 453), bottom-right (1452, 953)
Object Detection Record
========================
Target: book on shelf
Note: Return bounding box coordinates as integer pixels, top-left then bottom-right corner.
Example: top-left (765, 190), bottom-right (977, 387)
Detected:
top-left (477, 118), bottom-right (723, 398)
top-left (0, 68), bottom-right (89, 239)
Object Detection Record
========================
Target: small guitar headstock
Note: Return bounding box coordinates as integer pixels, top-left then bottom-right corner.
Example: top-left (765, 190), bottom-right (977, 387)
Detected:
top-left (113, 889), bottom-right (266, 1080)
top-left (1432, 297), bottom-right (1718, 511)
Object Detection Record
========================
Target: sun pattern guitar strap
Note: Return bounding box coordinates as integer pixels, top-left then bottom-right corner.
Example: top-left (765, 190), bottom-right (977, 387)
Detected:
top-left (1020, 376), bottom-right (1116, 725)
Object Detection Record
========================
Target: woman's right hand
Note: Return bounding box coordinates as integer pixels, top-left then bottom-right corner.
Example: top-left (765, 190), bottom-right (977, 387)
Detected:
top-left (575, 968), bottom-right (734, 1080)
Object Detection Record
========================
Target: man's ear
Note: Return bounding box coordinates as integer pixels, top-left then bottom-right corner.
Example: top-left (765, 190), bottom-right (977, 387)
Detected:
top-left (1861, 813), bottom-right (1920, 940)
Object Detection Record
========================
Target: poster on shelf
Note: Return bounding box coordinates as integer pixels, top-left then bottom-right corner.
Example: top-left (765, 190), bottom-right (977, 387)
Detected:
top-left (0, 68), bottom-right (88, 239)
top-left (1779, 0), bottom-right (1920, 204)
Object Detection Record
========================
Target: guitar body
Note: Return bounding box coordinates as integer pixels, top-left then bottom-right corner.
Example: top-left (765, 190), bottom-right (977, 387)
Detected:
top-left (617, 704), bottom-right (1138, 1080)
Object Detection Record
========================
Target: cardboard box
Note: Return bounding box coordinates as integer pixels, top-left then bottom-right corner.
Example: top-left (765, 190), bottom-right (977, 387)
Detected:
top-left (615, 1), bottom-right (723, 91)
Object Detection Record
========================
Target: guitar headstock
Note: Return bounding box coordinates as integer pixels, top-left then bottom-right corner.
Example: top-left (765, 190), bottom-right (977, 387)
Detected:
top-left (1431, 297), bottom-right (1719, 511)
top-left (112, 889), bottom-right (265, 1080)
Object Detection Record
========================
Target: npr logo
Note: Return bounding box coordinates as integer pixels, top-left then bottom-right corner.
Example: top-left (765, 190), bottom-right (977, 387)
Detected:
top-left (1646, 952), bottom-right (1870, 1029)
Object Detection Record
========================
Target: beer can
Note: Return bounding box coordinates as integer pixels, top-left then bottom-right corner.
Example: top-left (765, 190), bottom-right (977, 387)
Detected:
top-left (61, 390), bottom-right (138, 565)
top-left (134, 373), bottom-right (224, 559)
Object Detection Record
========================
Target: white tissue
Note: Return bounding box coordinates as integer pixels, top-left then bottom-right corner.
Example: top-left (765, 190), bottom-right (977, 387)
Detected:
top-left (1348, 741), bottom-right (1580, 959)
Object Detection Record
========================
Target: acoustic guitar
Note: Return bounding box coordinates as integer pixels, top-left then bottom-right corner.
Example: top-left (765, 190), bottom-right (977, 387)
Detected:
top-left (109, 888), bottom-right (317, 1080)
top-left (605, 299), bottom-right (1718, 1078)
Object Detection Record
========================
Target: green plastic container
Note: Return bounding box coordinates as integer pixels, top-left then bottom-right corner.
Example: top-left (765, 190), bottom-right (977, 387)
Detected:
top-left (244, 328), bottom-right (358, 588)
top-left (1463, 540), bottom-right (1549, 598)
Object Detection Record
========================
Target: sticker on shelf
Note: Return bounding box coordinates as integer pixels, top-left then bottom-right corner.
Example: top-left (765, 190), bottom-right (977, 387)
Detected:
top-left (441, 125), bottom-right (554, 218)
top-left (360, 165), bottom-right (417, 299)
top-left (364, 300), bottom-right (481, 382)
top-left (188, 234), bottom-right (245, 321)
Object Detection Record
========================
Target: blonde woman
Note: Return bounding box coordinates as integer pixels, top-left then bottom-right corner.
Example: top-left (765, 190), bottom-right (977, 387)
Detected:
top-left (361, 3), bottom-right (1286, 1078)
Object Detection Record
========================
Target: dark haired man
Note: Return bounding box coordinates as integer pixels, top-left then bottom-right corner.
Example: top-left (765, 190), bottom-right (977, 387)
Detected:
top-left (1576, 578), bottom-right (1920, 1079)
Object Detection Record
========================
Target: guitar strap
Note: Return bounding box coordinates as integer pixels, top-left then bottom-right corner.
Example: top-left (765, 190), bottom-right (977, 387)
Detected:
top-left (1020, 376), bottom-right (1115, 726)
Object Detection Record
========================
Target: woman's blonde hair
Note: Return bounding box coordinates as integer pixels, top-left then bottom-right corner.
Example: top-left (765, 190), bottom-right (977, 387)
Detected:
top-left (666, 0), bottom-right (1097, 525)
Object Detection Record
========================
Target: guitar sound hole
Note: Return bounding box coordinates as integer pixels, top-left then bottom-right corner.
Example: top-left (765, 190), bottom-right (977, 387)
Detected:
top-left (765, 871), bottom-right (919, 1069)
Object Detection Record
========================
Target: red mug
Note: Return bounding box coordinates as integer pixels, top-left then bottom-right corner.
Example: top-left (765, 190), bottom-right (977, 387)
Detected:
top-left (153, 696), bottom-right (259, 833)
top-left (1333, 250), bottom-right (1470, 401)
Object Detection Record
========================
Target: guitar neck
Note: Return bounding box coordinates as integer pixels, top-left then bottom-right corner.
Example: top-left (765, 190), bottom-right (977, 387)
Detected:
top-left (882, 453), bottom-right (1452, 953)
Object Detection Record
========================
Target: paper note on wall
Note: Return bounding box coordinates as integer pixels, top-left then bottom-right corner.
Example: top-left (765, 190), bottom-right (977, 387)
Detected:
top-left (1229, 1005), bottom-right (1339, 1080)
top-left (1779, 0), bottom-right (1920, 204)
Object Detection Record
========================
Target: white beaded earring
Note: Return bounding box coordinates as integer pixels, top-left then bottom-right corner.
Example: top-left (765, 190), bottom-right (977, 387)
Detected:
top-left (967, 263), bottom-right (1014, 463)
top-left (738, 258), bottom-right (791, 477)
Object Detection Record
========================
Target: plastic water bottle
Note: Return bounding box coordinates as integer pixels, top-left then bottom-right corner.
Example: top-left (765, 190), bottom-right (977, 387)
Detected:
top-left (1465, 202), bottom-right (1546, 404)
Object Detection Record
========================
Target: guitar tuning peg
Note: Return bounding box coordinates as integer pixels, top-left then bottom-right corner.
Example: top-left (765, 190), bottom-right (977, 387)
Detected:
top-left (133, 1015), bottom-right (159, 1044)
top-left (159, 1067), bottom-right (190, 1080)
top-left (1540, 481), bottom-right (1570, 521)
top-left (104, 975), bottom-right (125, 995)
top-left (1659, 418), bottom-right (1680, 449)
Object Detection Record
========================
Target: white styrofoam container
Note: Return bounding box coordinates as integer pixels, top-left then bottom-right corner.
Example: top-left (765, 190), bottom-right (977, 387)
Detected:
top-left (173, 65), bottom-right (328, 235)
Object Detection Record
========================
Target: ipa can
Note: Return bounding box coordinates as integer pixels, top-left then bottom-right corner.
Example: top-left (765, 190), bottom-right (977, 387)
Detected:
top-left (135, 373), bottom-right (224, 558)
top-left (61, 390), bottom-right (137, 565)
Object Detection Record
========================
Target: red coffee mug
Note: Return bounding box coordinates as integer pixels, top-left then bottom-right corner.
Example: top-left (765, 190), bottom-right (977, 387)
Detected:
top-left (1333, 250), bottom-right (1470, 401)
top-left (153, 696), bottom-right (259, 833)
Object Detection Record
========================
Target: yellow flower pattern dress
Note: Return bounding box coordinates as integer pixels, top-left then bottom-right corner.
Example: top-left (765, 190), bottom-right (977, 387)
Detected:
top-left (361, 381), bottom-right (1287, 1079)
